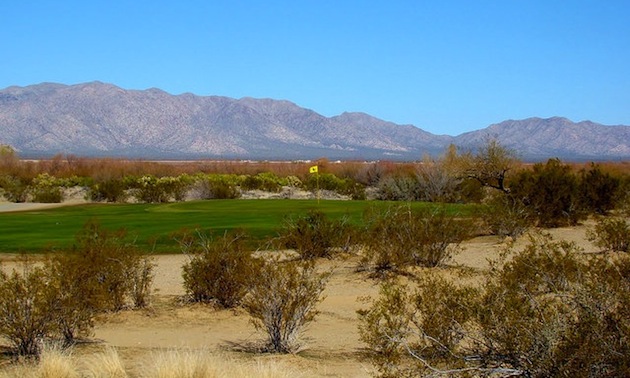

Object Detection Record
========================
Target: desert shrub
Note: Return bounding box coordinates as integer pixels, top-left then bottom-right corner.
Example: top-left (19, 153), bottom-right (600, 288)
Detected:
top-left (358, 232), bottom-right (630, 377)
top-left (276, 210), bottom-right (355, 260)
top-left (67, 221), bottom-right (154, 312)
top-left (360, 205), bottom-right (474, 274)
top-left (130, 175), bottom-right (191, 203)
top-left (587, 216), bottom-right (630, 252)
top-left (180, 230), bottom-right (260, 308)
top-left (241, 172), bottom-right (284, 192)
top-left (510, 158), bottom-right (586, 227)
top-left (481, 192), bottom-right (533, 238)
top-left (243, 257), bottom-right (329, 353)
top-left (194, 174), bottom-right (242, 199)
top-left (304, 172), bottom-right (363, 197)
top-left (0, 260), bottom-right (57, 356)
top-left (44, 253), bottom-right (102, 346)
top-left (579, 163), bottom-right (622, 215)
top-left (0, 174), bottom-right (29, 202)
top-left (89, 178), bottom-right (128, 202)
top-left (358, 277), bottom-right (479, 377)
top-left (376, 175), bottom-right (419, 201)
top-left (30, 173), bottom-right (64, 203)
top-left (415, 161), bottom-right (462, 203)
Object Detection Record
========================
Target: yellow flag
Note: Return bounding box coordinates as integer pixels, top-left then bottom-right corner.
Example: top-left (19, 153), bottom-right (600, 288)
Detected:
top-left (309, 165), bottom-right (318, 174)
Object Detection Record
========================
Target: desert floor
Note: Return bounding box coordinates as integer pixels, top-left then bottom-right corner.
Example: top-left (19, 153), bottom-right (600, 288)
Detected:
top-left (0, 201), bottom-right (601, 377)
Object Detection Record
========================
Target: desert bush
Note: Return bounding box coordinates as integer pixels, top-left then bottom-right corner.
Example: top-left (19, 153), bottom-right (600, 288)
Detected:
top-left (241, 172), bottom-right (284, 192)
top-left (481, 192), bottom-right (533, 238)
top-left (44, 253), bottom-right (101, 346)
top-left (304, 172), bottom-right (363, 198)
top-left (243, 257), bottom-right (329, 353)
top-left (180, 230), bottom-right (260, 308)
top-left (579, 163), bottom-right (622, 215)
top-left (360, 205), bottom-right (474, 274)
top-left (510, 158), bottom-right (586, 227)
top-left (0, 260), bottom-right (57, 356)
top-left (29, 173), bottom-right (65, 203)
top-left (131, 175), bottom-right (191, 203)
top-left (415, 161), bottom-right (462, 203)
top-left (193, 174), bottom-right (242, 199)
top-left (376, 175), bottom-right (420, 201)
top-left (89, 178), bottom-right (128, 202)
top-left (358, 232), bottom-right (630, 377)
top-left (276, 210), bottom-right (355, 260)
top-left (587, 216), bottom-right (630, 252)
top-left (0, 174), bottom-right (30, 202)
top-left (68, 221), bottom-right (154, 312)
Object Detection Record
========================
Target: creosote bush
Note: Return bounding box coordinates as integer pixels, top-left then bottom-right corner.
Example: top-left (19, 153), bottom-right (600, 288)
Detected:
top-left (0, 260), bottom-right (57, 356)
top-left (587, 216), bottom-right (630, 252)
top-left (243, 257), bottom-right (329, 353)
top-left (481, 192), bottom-right (533, 238)
top-left (358, 232), bottom-right (630, 377)
top-left (0, 223), bottom-right (155, 357)
top-left (359, 205), bottom-right (474, 274)
top-left (180, 229), bottom-right (260, 308)
top-left (276, 210), bottom-right (355, 260)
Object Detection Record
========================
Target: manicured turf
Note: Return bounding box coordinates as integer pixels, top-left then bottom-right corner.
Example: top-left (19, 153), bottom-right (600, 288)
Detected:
top-left (0, 200), bottom-right (476, 253)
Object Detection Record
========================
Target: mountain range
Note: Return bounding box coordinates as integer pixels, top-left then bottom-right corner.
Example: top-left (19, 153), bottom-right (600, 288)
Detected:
top-left (1, 82), bottom-right (629, 161)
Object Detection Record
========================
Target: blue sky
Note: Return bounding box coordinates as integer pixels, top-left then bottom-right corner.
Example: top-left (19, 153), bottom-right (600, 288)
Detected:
top-left (2, 1), bottom-right (629, 135)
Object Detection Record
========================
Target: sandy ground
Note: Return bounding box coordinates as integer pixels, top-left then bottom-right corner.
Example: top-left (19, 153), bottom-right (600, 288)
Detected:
top-left (0, 199), bottom-right (602, 377)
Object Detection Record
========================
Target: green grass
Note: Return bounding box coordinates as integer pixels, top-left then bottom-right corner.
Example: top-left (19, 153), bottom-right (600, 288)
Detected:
top-left (0, 200), bottom-right (477, 253)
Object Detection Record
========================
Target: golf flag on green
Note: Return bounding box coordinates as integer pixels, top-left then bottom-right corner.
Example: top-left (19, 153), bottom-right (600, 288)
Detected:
top-left (309, 165), bottom-right (318, 174)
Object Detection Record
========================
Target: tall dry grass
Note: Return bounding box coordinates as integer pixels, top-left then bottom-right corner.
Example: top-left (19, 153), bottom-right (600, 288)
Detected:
top-left (0, 343), bottom-right (78, 378)
top-left (0, 346), bottom-right (304, 378)
top-left (81, 347), bottom-right (127, 378)
top-left (140, 349), bottom-right (304, 378)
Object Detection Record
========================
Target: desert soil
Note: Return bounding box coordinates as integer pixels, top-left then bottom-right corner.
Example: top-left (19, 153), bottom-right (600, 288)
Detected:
top-left (0, 200), bottom-right (601, 377)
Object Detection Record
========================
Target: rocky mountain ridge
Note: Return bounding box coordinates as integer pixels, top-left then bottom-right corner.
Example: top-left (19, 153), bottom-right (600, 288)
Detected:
top-left (1, 82), bottom-right (628, 160)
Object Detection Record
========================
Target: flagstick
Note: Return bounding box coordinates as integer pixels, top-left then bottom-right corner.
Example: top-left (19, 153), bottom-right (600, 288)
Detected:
top-left (316, 170), bottom-right (320, 205)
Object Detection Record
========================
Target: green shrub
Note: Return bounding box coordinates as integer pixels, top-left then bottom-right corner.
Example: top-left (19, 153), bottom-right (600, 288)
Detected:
top-left (89, 178), bottom-right (128, 202)
top-left (30, 173), bottom-right (64, 203)
top-left (195, 174), bottom-right (242, 199)
top-left (243, 257), bottom-right (329, 353)
top-left (276, 210), bottom-right (355, 260)
top-left (587, 216), bottom-right (630, 252)
top-left (304, 172), bottom-right (363, 197)
top-left (180, 230), bottom-right (260, 308)
top-left (0, 175), bottom-right (29, 202)
top-left (241, 172), bottom-right (284, 192)
top-left (131, 175), bottom-right (191, 203)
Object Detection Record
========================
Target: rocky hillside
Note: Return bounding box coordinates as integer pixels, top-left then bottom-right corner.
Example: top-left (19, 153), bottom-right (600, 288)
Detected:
top-left (1, 82), bottom-right (628, 160)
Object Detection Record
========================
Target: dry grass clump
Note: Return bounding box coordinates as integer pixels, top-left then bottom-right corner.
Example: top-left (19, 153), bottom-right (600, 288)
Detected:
top-left (81, 347), bottom-right (128, 378)
top-left (0, 343), bottom-right (78, 378)
top-left (140, 349), bottom-right (304, 378)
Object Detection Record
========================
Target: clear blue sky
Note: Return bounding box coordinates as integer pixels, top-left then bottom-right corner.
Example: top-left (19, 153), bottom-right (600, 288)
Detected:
top-left (2, 1), bottom-right (629, 135)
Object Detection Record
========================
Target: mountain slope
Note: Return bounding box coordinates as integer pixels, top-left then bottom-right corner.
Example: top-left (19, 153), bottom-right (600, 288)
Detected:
top-left (1, 82), bottom-right (629, 160)
top-left (454, 117), bottom-right (630, 160)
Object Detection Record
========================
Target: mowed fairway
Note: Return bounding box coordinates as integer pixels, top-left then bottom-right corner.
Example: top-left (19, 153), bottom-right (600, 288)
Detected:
top-left (0, 200), bottom-right (475, 253)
